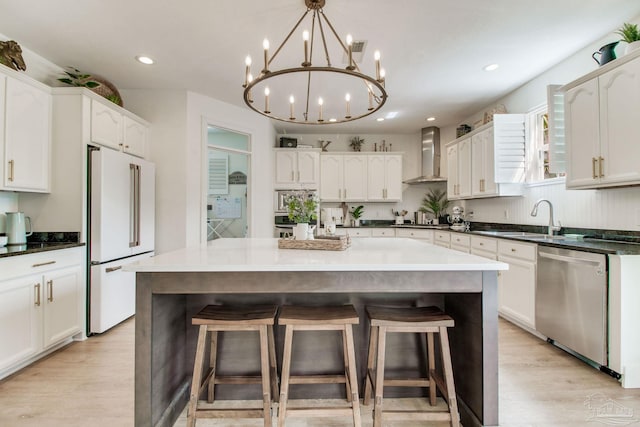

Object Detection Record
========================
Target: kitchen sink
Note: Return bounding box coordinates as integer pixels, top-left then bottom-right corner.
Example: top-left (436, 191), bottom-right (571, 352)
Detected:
top-left (473, 230), bottom-right (565, 241)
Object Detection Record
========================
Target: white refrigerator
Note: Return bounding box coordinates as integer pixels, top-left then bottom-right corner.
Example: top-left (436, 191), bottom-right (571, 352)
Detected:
top-left (89, 147), bottom-right (155, 333)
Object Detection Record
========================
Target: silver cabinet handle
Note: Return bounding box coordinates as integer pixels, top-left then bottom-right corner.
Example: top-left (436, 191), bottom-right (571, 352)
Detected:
top-left (592, 157), bottom-right (598, 179)
top-left (599, 156), bottom-right (604, 178)
top-left (8, 160), bottom-right (15, 182)
top-left (32, 260), bottom-right (56, 268)
top-left (34, 283), bottom-right (41, 306)
top-left (47, 280), bottom-right (53, 302)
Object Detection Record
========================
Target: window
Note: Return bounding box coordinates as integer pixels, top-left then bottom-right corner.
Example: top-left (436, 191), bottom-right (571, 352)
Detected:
top-left (527, 103), bottom-right (565, 183)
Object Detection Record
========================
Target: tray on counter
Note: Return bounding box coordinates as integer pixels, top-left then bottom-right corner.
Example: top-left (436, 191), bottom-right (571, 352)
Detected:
top-left (278, 235), bottom-right (351, 251)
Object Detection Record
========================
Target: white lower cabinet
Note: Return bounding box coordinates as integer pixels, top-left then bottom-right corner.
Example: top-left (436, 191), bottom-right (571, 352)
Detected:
top-left (371, 228), bottom-right (395, 237)
top-left (434, 230), bottom-right (451, 248)
top-left (395, 228), bottom-right (434, 243)
top-left (497, 240), bottom-right (537, 329)
top-left (449, 233), bottom-right (470, 253)
top-left (469, 236), bottom-right (498, 260)
top-left (0, 247), bottom-right (84, 379)
top-left (335, 228), bottom-right (371, 238)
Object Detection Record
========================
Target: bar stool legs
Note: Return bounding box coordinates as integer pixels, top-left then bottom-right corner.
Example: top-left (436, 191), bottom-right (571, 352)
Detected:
top-left (363, 305), bottom-right (460, 427)
top-left (187, 305), bottom-right (279, 427)
top-left (277, 305), bottom-right (361, 427)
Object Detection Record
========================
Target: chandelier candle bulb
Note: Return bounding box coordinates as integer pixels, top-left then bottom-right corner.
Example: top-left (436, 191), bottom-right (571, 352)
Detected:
top-left (346, 34), bottom-right (355, 70)
top-left (262, 39), bottom-right (270, 73)
top-left (318, 97), bottom-right (324, 122)
top-left (380, 68), bottom-right (386, 86)
top-left (264, 87), bottom-right (270, 114)
top-left (345, 93), bottom-right (351, 118)
top-left (289, 95), bottom-right (295, 120)
top-left (302, 30), bottom-right (310, 66)
top-left (244, 56), bottom-right (252, 87)
top-left (368, 89), bottom-right (374, 111)
top-left (374, 50), bottom-right (381, 81)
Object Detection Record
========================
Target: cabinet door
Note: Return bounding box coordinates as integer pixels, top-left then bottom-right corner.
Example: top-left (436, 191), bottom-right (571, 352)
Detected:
top-left (43, 266), bottom-right (82, 349)
top-left (498, 255), bottom-right (536, 329)
top-left (565, 79), bottom-right (600, 188)
top-left (367, 155), bottom-right (386, 200)
top-left (275, 150), bottom-right (297, 186)
top-left (320, 155), bottom-right (343, 200)
top-left (3, 77), bottom-right (51, 192)
top-left (446, 144), bottom-right (459, 199)
top-left (458, 138), bottom-right (471, 198)
top-left (599, 58), bottom-right (640, 186)
top-left (343, 155), bottom-right (368, 201)
top-left (123, 116), bottom-right (147, 158)
top-left (384, 155), bottom-right (403, 201)
top-left (297, 151), bottom-right (319, 186)
top-left (472, 128), bottom-right (497, 197)
top-left (0, 275), bottom-right (42, 371)
top-left (91, 100), bottom-right (123, 150)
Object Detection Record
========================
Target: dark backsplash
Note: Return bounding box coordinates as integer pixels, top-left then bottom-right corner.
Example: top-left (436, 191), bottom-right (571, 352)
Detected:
top-left (27, 232), bottom-right (81, 244)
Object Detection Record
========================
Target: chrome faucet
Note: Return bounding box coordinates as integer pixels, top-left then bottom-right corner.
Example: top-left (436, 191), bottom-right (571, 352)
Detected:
top-left (530, 199), bottom-right (561, 236)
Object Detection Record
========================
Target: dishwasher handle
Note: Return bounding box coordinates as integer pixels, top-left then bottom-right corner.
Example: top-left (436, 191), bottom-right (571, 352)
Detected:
top-left (539, 251), bottom-right (604, 269)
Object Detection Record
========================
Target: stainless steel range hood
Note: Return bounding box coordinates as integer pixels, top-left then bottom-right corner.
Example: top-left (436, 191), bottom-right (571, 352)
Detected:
top-left (403, 126), bottom-right (447, 184)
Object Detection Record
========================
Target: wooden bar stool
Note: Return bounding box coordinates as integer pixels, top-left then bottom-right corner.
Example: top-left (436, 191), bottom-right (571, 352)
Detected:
top-left (362, 305), bottom-right (460, 427)
top-left (187, 304), bottom-right (279, 427)
top-left (277, 304), bottom-right (361, 427)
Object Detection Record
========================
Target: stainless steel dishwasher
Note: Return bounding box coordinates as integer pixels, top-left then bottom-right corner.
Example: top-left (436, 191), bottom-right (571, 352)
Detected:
top-left (536, 246), bottom-right (607, 366)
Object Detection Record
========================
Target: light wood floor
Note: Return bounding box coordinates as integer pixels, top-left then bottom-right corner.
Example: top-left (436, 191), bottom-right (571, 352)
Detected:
top-left (1, 318), bottom-right (639, 426)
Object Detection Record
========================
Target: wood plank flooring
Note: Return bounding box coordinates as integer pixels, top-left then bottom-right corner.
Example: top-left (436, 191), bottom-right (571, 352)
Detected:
top-left (0, 317), bottom-right (638, 426)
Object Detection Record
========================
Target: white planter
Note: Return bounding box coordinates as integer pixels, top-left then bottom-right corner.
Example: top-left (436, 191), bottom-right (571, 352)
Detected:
top-left (625, 41), bottom-right (640, 55)
top-left (293, 223), bottom-right (309, 240)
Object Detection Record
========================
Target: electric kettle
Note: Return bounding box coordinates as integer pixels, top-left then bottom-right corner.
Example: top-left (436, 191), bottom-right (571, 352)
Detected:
top-left (5, 212), bottom-right (32, 245)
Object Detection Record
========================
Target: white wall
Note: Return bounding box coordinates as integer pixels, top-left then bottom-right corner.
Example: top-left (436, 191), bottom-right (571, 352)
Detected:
top-left (442, 15), bottom-right (640, 231)
top-left (121, 89), bottom-right (275, 254)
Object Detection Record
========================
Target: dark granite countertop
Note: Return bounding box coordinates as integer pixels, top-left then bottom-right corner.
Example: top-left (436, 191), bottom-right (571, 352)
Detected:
top-left (0, 232), bottom-right (84, 259)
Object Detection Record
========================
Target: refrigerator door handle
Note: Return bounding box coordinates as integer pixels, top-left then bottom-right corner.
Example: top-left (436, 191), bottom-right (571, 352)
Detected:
top-left (129, 163), bottom-right (137, 248)
top-left (135, 165), bottom-right (141, 246)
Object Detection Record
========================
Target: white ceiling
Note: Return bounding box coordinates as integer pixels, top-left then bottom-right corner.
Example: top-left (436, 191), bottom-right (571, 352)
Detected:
top-left (1, 0), bottom-right (640, 134)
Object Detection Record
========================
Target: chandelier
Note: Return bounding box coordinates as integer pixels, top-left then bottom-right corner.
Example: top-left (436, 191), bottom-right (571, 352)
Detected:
top-left (242, 0), bottom-right (388, 125)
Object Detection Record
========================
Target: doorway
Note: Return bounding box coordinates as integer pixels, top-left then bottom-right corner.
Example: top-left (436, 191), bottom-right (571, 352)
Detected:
top-left (206, 126), bottom-right (250, 240)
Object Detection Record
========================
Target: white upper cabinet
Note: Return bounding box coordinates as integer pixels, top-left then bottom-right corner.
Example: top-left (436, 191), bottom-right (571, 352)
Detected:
top-left (274, 149), bottom-right (320, 189)
top-left (367, 154), bottom-right (402, 202)
top-left (447, 114), bottom-right (525, 200)
top-left (564, 51), bottom-right (640, 189)
top-left (320, 154), bottom-right (367, 201)
top-left (0, 72), bottom-right (51, 192)
top-left (91, 99), bottom-right (148, 158)
top-left (446, 137), bottom-right (471, 200)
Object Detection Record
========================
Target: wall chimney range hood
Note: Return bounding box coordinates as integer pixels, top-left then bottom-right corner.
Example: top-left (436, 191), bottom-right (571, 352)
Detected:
top-left (404, 126), bottom-right (447, 184)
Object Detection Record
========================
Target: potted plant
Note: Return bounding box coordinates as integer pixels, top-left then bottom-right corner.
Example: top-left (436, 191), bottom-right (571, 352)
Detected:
top-left (350, 205), bottom-right (364, 227)
top-left (419, 189), bottom-right (450, 224)
top-left (349, 136), bottom-right (365, 152)
top-left (285, 193), bottom-right (318, 240)
top-left (615, 22), bottom-right (640, 54)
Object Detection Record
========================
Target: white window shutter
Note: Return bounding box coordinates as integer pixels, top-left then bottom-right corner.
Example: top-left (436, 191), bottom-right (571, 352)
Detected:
top-left (547, 84), bottom-right (566, 174)
top-left (493, 114), bottom-right (526, 183)
top-left (209, 155), bottom-right (229, 195)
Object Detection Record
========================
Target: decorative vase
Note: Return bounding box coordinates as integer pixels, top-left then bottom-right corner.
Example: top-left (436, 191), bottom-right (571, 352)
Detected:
top-left (294, 223), bottom-right (309, 240)
top-left (626, 40), bottom-right (640, 55)
top-left (353, 219), bottom-right (360, 227)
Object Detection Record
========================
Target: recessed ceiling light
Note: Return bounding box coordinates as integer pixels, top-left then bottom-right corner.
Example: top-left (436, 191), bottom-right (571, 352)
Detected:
top-left (376, 117), bottom-right (385, 122)
top-left (483, 63), bottom-right (499, 71)
top-left (426, 117), bottom-right (436, 121)
top-left (136, 56), bottom-right (154, 65)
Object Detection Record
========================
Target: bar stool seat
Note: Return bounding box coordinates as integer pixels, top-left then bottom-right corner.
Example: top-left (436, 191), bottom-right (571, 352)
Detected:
top-left (277, 305), bottom-right (361, 427)
top-left (363, 305), bottom-right (460, 427)
top-left (187, 304), bottom-right (279, 427)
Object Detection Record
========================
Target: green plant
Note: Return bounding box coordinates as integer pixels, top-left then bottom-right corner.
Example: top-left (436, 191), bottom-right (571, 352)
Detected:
top-left (350, 205), bottom-right (364, 219)
top-left (419, 189), bottom-right (450, 219)
top-left (58, 67), bottom-right (123, 106)
top-left (58, 67), bottom-right (102, 89)
top-left (349, 136), bottom-right (365, 152)
top-left (286, 193), bottom-right (318, 223)
top-left (616, 22), bottom-right (640, 43)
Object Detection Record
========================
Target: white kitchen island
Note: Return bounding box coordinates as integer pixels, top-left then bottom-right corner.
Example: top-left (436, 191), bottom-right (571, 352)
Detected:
top-left (126, 237), bottom-right (507, 427)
